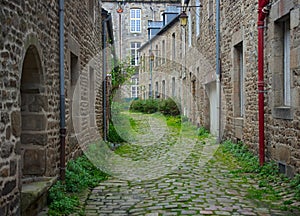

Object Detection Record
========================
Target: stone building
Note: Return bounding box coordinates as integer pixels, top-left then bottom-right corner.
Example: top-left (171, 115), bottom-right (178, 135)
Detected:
top-left (139, 0), bottom-right (300, 176)
top-left (102, 0), bottom-right (181, 100)
top-left (0, 0), bottom-right (108, 215)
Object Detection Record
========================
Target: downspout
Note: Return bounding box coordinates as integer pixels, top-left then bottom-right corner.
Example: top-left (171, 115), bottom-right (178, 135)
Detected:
top-left (257, 0), bottom-right (270, 166)
top-left (102, 14), bottom-right (112, 141)
top-left (216, 0), bottom-right (221, 143)
top-left (59, 0), bottom-right (66, 181)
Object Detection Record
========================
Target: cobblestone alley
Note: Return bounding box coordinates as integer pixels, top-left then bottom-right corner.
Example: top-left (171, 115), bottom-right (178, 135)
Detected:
top-left (83, 113), bottom-right (298, 216)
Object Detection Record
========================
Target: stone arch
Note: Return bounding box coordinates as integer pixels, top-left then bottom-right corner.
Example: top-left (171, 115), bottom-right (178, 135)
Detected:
top-left (20, 44), bottom-right (48, 177)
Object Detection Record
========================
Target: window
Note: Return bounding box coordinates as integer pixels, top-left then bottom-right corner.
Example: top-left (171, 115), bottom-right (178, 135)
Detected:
top-left (172, 77), bottom-right (176, 97)
top-left (233, 42), bottom-right (244, 117)
top-left (131, 78), bottom-right (139, 98)
top-left (188, 10), bottom-right (192, 47)
top-left (130, 9), bottom-right (141, 33)
top-left (172, 33), bottom-right (176, 60)
top-left (155, 44), bottom-right (159, 67)
top-left (162, 80), bottom-right (166, 99)
top-left (155, 81), bottom-right (159, 98)
top-left (130, 42), bottom-right (141, 66)
top-left (283, 20), bottom-right (291, 106)
top-left (272, 16), bottom-right (293, 119)
top-left (196, 0), bottom-right (201, 36)
top-left (162, 40), bottom-right (166, 64)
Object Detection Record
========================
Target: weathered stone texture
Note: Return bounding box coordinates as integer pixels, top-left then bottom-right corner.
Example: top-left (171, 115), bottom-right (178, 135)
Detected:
top-left (0, 0), bottom-right (104, 215)
top-left (140, 0), bottom-right (300, 176)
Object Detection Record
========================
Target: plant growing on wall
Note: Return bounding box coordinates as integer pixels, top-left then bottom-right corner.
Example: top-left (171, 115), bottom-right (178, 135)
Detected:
top-left (110, 58), bottom-right (136, 97)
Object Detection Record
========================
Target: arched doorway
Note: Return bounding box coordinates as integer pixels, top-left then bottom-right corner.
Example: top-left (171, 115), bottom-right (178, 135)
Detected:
top-left (21, 45), bottom-right (48, 178)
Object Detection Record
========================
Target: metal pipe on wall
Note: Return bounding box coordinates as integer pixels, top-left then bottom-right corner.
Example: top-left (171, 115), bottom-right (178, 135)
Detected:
top-left (102, 14), bottom-right (112, 141)
top-left (257, 0), bottom-right (270, 166)
top-left (59, 0), bottom-right (66, 181)
top-left (216, 0), bottom-right (221, 143)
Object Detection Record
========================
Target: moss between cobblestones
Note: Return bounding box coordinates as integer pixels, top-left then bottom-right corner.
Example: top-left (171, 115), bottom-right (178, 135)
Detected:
top-left (220, 140), bottom-right (300, 213)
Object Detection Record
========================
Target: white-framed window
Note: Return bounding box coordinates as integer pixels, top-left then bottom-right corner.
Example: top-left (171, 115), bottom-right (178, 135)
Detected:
top-left (130, 42), bottom-right (141, 66)
top-left (283, 20), bottom-right (291, 106)
top-left (130, 9), bottom-right (141, 33)
top-left (131, 78), bottom-right (139, 98)
top-left (195, 0), bottom-right (201, 36)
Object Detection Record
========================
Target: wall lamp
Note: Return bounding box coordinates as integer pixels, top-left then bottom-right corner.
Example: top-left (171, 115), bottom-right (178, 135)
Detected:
top-left (149, 51), bottom-right (155, 61)
top-left (179, 11), bottom-right (188, 27)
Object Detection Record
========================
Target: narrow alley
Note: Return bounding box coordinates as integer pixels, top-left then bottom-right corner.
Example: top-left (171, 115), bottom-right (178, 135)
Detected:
top-left (83, 112), bottom-right (296, 216)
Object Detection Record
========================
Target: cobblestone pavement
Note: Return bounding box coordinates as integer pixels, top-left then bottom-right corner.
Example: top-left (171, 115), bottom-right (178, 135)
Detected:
top-left (84, 113), bottom-right (297, 216)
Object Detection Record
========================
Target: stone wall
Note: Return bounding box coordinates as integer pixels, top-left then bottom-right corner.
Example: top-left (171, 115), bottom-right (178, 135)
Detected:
top-left (139, 0), bottom-right (300, 176)
top-left (0, 0), bottom-right (103, 215)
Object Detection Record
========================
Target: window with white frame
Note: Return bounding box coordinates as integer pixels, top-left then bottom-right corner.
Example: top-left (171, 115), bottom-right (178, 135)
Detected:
top-left (130, 42), bottom-right (141, 66)
top-left (131, 78), bottom-right (139, 98)
top-left (196, 0), bottom-right (201, 36)
top-left (130, 9), bottom-right (141, 33)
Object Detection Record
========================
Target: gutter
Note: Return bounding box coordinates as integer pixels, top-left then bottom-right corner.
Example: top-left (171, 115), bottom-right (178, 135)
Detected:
top-left (102, 13), bottom-right (112, 141)
top-left (59, 0), bottom-right (66, 181)
top-left (216, 0), bottom-right (221, 143)
top-left (257, 0), bottom-right (271, 166)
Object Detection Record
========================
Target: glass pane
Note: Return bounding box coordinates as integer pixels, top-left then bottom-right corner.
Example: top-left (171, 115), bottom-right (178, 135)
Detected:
top-left (136, 9), bottom-right (141, 18)
top-left (131, 20), bottom-right (135, 32)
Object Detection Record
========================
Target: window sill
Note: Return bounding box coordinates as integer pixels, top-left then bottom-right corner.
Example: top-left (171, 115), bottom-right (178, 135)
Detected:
top-left (272, 106), bottom-right (293, 120)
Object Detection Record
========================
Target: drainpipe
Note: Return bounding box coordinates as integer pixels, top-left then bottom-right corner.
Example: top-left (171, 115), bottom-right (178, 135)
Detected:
top-left (216, 0), bottom-right (221, 143)
top-left (257, 0), bottom-right (270, 166)
top-left (59, 0), bottom-right (66, 181)
top-left (102, 14), bottom-right (112, 141)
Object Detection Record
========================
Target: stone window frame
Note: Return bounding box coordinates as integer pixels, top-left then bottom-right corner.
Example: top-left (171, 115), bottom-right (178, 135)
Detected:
top-left (271, 14), bottom-right (294, 120)
top-left (231, 28), bottom-right (245, 118)
top-left (233, 42), bottom-right (245, 117)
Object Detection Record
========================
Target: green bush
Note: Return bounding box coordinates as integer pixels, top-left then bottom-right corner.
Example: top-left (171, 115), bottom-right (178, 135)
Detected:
top-left (130, 98), bottom-right (180, 116)
top-left (158, 98), bottom-right (180, 116)
top-left (144, 99), bottom-right (159, 113)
